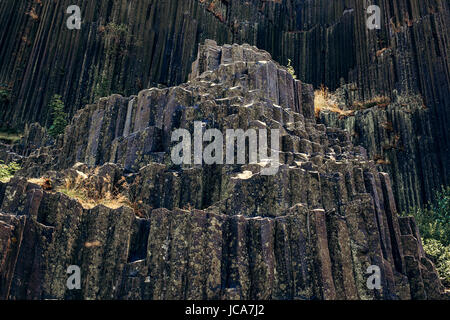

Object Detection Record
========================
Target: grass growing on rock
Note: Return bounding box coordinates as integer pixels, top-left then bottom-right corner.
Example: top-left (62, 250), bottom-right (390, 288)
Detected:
top-left (30, 172), bottom-right (144, 215)
top-left (314, 86), bottom-right (354, 118)
top-left (286, 59), bottom-right (297, 79)
top-left (57, 185), bottom-right (131, 210)
top-left (0, 161), bottom-right (21, 182)
top-left (314, 87), bottom-right (392, 118)
top-left (352, 95), bottom-right (391, 110)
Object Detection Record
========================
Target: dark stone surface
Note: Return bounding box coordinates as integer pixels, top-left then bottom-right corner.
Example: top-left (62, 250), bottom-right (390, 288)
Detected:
top-left (0, 42), bottom-right (446, 300)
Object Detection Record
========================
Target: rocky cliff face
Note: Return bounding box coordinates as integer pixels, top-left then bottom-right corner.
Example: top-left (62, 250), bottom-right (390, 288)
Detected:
top-left (0, 0), bottom-right (448, 213)
top-left (2, 0), bottom-right (448, 124)
top-left (319, 91), bottom-right (443, 213)
top-left (0, 41), bottom-right (446, 300)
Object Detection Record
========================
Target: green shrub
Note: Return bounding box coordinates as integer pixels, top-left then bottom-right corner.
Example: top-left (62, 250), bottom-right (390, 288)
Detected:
top-left (104, 22), bottom-right (130, 52)
top-left (48, 94), bottom-right (68, 138)
top-left (423, 239), bottom-right (450, 287)
top-left (403, 186), bottom-right (450, 287)
top-left (93, 75), bottom-right (112, 101)
top-left (287, 59), bottom-right (297, 79)
top-left (405, 187), bottom-right (450, 246)
top-left (106, 22), bottom-right (129, 36)
top-left (0, 160), bottom-right (21, 182)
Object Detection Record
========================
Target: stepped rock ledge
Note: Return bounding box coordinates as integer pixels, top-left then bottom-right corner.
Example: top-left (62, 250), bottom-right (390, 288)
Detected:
top-left (0, 41), bottom-right (447, 300)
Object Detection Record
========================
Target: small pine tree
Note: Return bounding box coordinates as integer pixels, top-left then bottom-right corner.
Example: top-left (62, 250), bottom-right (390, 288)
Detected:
top-left (48, 94), bottom-right (67, 138)
top-left (287, 59), bottom-right (297, 79)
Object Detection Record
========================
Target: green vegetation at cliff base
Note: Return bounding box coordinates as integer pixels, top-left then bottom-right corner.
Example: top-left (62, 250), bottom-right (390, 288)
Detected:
top-left (0, 160), bottom-right (21, 183)
top-left (403, 187), bottom-right (450, 287)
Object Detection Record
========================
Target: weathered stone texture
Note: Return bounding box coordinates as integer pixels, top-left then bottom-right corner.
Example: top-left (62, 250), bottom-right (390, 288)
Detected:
top-left (0, 42), bottom-right (446, 300)
top-left (320, 93), bottom-right (448, 212)
top-left (1, 0), bottom-right (448, 213)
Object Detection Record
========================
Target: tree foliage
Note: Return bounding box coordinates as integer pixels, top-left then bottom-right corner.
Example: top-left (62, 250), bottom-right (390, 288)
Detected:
top-left (406, 187), bottom-right (450, 245)
top-left (48, 94), bottom-right (68, 138)
top-left (423, 239), bottom-right (450, 287)
top-left (404, 187), bottom-right (450, 286)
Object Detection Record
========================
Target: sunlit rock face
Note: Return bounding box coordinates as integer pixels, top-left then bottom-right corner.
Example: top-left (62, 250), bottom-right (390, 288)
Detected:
top-left (0, 41), bottom-right (446, 300)
top-left (0, 0), bottom-right (448, 212)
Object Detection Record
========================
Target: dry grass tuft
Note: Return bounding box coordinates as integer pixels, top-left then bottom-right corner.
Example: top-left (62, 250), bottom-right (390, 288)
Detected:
top-left (28, 178), bottom-right (54, 190)
top-left (353, 96), bottom-right (391, 110)
top-left (84, 240), bottom-right (101, 248)
top-left (314, 86), bottom-right (354, 118)
top-left (26, 8), bottom-right (39, 21)
top-left (57, 185), bottom-right (131, 210)
top-left (374, 154), bottom-right (391, 165)
top-left (376, 47), bottom-right (389, 57)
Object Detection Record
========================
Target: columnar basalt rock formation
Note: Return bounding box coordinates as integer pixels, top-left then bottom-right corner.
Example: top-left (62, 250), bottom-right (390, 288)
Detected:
top-left (0, 0), bottom-right (448, 212)
top-left (2, 0), bottom-right (448, 124)
top-left (0, 41), bottom-right (446, 300)
top-left (319, 92), bottom-right (442, 213)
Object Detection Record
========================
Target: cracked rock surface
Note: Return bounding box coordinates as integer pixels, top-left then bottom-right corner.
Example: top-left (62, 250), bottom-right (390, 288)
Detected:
top-left (0, 41), bottom-right (447, 300)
